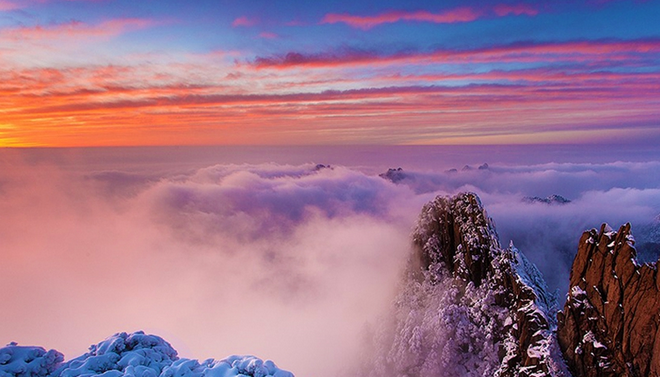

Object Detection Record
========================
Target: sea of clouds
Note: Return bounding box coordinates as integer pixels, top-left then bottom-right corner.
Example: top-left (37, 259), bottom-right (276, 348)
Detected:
top-left (1, 147), bottom-right (659, 377)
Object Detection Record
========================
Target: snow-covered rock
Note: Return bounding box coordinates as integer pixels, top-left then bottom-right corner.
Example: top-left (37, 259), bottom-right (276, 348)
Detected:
top-left (1, 332), bottom-right (293, 377)
top-left (0, 345), bottom-right (63, 377)
top-left (361, 192), bottom-right (570, 377)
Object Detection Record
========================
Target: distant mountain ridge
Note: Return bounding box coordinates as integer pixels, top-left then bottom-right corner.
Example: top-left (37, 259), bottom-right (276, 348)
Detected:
top-left (523, 195), bottom-right (571, 205)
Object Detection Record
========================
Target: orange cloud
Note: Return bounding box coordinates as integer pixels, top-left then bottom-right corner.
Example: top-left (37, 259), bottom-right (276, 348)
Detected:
top-left (1, 64), bottom-right (658, 146)
top-left (1, 35), bottom-right (659, 147)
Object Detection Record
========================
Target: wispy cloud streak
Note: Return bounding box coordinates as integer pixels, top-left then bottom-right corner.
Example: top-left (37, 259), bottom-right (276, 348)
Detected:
top-left (493, 4), bottom-right (538, 16)
top-left (1, 34), bottom-right (659, 146)
top-left (320, 4), bottom-right (538, 29)
top-left (0, 6), bottom-right (658, 146)
top-left (1, 18), bottom-right (155, 41)
top-left (321, 7), bottom-right (481, 29)
top-left (253, 39), bottom-right (660, 68)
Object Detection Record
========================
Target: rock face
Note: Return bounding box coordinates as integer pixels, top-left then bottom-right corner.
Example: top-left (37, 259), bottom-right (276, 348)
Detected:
top-left (364, 192), bottom-right (568, 376)
top-left (557, 224), bottom-right (660, 377)
top-left (414, 193), bottom-right (568, 377)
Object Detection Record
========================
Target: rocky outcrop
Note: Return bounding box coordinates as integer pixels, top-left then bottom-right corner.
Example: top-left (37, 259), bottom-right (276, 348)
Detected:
top-left (522, 195), bottom-right (571, 205)
top-left (412, 193), bottom-right (500, 286)
top-left (557, 224), bottom-right (660, 377)
top-left (409, 193), bottom-right (568, 376)
top-left (379, 167), bottom-right (407, 183)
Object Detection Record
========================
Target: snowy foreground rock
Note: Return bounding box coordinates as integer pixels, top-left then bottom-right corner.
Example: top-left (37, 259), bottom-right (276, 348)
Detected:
top-left (0, 332), bottom-right (293, 377)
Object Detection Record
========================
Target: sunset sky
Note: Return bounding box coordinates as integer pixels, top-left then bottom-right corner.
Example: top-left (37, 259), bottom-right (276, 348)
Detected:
top-left (1, 0), bottom-right (659, 146)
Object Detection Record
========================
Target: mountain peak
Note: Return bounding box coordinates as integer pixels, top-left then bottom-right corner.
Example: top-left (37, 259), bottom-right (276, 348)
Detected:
top-left (365, 192), bottom-right (568, 376)
top-left (412, 192), bottom-right (501, 285)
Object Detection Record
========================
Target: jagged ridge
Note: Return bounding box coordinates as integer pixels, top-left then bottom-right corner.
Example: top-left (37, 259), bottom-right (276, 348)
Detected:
top-left (557, 224), bottom-right (660, 377)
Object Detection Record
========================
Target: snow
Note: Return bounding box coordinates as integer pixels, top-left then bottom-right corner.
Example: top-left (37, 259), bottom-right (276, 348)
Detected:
top-left (0, 345), bottom-right (63, 377)
top-left (0, 333), bottom-right (293, 377)
top-left (509, 242), bottom-right (558, 324)
top-left (570, 286), bottom-right (587, 297)
top-left (582, 331), bottom-right (607, 349)
top-left (603, 224), bottom-right (614, 236)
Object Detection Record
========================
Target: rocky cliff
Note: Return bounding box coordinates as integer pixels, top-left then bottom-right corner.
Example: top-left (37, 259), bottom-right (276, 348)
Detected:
top-left (414, 193), bottom-right (568, 377)
top-left (557, 224), bottom-right (660, 377)
top-left (364, 192), bottom-right (569, 376)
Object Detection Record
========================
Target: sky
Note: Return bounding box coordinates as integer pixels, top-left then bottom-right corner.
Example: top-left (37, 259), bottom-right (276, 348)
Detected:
top-left (0, 0), bottom-right (659, 146)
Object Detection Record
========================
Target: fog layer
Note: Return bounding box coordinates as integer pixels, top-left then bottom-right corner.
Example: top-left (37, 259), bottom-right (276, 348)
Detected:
top-left (1, 148), bottom-right (659, 377)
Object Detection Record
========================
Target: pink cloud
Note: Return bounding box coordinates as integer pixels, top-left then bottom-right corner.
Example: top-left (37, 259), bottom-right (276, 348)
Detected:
top-left (493, 4), bottom-right (539, 16)
top-left (320, 4), bottom-right (538, 30)
top-left (0, 0), bottom-right (19, 10)
top-left (321, 7), bottom-right (480, 30)
top-left (259, 31), bottom-right (278, 39)
top-left (232, 16), bottom-right (257, 27)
